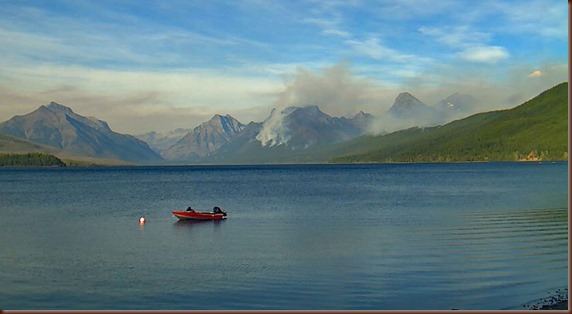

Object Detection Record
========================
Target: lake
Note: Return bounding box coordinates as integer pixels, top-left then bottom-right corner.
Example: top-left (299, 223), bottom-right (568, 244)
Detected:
top-left (0, 162), bottom-right (568, 310)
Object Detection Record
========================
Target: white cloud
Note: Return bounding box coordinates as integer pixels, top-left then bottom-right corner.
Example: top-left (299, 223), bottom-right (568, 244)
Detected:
top-left (323, 28), bottom-right (351, 38)
top-left (302, 14), bottom-right (351, 38)
top-left (418, 26), bottom-right (490, 47)
top-left (345, 37), bottom-right (414, 62)
top-left (373, 0), bottom-right (460, 21)
top-left (418, 25), bottom-right (510, 64)
top-left (528, 70), bottom-right (543, 78)
top-left (457, 46), bottom-right (510, 63)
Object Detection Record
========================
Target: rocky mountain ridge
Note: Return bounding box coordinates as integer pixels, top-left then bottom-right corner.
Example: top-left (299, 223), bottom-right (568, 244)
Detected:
top-left (0, 102), bottom-right (161, 163)
top-left (386, 92), bottom-right (445, 126)
top-left (0, 89), bottom-right (490, 164)
top-left (161, 114), bottom-right (246, 161)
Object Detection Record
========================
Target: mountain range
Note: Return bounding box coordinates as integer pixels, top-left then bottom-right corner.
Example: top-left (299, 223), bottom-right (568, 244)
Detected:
top-left (0, 102), bottom-right (161, 163)
top-left (136, 92), bottom-right (443, 163)
top-left (134, 104), bottom-right (374, 163)
top-left (0, 84), bottom-right (566, 164)
top-left (330, 82), bottom-right (568, 163)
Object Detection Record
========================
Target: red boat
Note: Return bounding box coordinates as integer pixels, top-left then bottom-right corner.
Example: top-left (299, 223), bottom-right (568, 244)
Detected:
top-left (172, 210), bottom-right (227, 221)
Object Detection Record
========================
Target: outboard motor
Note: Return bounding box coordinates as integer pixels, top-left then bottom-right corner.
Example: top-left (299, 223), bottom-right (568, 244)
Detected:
top-left (213, 206), bottom-right (227, 216)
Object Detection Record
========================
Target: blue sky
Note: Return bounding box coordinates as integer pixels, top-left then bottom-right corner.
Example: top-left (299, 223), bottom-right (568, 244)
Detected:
top-left (0, 0), bottom-right (567, 133)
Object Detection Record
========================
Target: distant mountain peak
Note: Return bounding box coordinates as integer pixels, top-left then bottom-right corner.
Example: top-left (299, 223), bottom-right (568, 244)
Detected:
top-left (300, 104), bottom-right (320, 112)
top-left (393, 92), bottom-right (423, 107)
top-left (387, 92), bottom-right (428, 115)
top-left (160, 113), bottom-right (246, 160)
top-left (204, 114), bottom-right (244, 134)
top-left (288, 105), bottom-right (327, 117)
top-left (385, 92), bottom-right (444, 128)
top-left (397, 92), bottom-right (414, 97)
top-left (208, 113), bottom-right (234, 121)
top-left (269, 105), bottom-right (322, 117)
top-left (256, 105), bottom-right (366, 149)
top-left (0, 102), bottom-right (161, 163)
top-left (45, 102), bottom-right (74, 115)
top-left (436, 92), bottom-right (477, 114)
top-left (353, 110), bottom-right (374, 119)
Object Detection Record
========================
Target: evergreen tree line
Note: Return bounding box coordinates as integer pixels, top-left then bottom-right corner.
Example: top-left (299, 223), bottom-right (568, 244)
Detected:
top-left (0, 153), bottom-right (66, 167)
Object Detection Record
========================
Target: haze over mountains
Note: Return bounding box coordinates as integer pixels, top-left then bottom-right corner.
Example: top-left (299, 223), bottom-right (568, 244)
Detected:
top-left (256, 105), bottom-right (369, 149)
top-left (331, 82), bottom-right (568, 163)
top-left (435, 93), bottom-right (477, 117)
top-left (138, 90), bottom-right (464, 162)
top-left (135, 128), bottom-right (192, 153)
top-left (0, 84), bottom-right (567, 165)
top-left (387, 92), bottom-right (443, 122)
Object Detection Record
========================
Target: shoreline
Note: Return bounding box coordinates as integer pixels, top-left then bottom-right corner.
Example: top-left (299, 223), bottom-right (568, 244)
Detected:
top-left (524, 290), bottom-right (568, 310)
top-left (541, 299), bottom-right (568, 310)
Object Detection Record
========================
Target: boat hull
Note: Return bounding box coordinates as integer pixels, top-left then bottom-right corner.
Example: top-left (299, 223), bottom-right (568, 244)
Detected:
top-left (172, 211), bottom-right (226, 221)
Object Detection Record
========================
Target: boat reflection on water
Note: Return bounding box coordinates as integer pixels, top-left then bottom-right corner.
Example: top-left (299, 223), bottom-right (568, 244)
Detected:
top-left (173, 219), bottom-right (225, 227)
top-left (174, 219), bottom-right (210, 226)
top-left (173, 217), bottom-right (225, 236)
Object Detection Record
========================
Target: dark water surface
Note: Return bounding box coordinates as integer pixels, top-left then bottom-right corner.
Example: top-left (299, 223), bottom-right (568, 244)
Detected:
top-left (0, 162), bottom-right (567, 310)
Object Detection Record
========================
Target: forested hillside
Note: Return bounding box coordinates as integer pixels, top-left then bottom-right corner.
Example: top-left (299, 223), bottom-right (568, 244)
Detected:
top-left (0, 153), bottom-right (66, 167)
top-left (331, 82), bottom-right (568, 163)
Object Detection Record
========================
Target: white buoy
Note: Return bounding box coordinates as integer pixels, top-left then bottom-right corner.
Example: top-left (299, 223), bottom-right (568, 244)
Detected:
top-left (139, 216), bottom-right (146, 224)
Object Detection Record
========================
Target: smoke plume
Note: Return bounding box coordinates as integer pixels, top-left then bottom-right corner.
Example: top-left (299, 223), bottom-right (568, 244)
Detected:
top-left (267, 61), bottom-right (568, 135)
top-left (271, 62), bottom-right (395, 117)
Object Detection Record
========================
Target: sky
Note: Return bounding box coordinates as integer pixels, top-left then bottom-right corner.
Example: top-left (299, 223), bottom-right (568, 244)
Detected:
top-left (0, 0), bottom-right (567, 134)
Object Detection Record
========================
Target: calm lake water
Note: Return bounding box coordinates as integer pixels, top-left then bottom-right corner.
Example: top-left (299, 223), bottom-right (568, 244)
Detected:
top-left (0, 162), bottom-right (568, 310)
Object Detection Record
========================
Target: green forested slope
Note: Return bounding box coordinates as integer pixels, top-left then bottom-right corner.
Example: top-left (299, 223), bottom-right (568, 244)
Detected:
top-left (0, 153), bottom-right (66, 166)
top-left (331, 82), bottom-right (568, 163)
